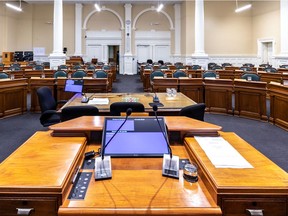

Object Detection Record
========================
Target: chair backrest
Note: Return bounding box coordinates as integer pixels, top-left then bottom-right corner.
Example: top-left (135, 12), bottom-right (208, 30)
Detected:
top-left (72, 70), bottom-right (87, 78)
top-left (202, 71), bottom-right (217, 78)
top-left (87, 64), bottom-right (96, 70)
top-left (54, 70), bottom-right (67, 78)
top-left (173, 70), bottom-right (187, 78)
top-left (102, 65), bottom-right (111, 70)
top-left (94, 70), bottom-right (107, 78)
top-left (179, 103), bottom-right (206, 121)
top-left (265, 67), bottom-right (277, 73)
top-left (36, 86), bottom-right (57, 113)
top-left (241, 73), bottom-right (261, 81)
top-left (150, 70), bottom-right (164, 80)
top-left (58, 65), bottom-right (68, 70)
top-left (160, 65), bottom-right (168, 70)
top-left (208, 62), bottom-right (217, 70)
top-left (61, 105), bottom-right (99, 122)
top-left (239, 66), bottom-right (252, 72)
top-left (191, 65), bottom-right (201, 70)
top-left (280, 64), bottom-right (288, 69)
top-left (33, 65), bottom-right (44, 70)
top-left (222, 63), bottom-right (232, 67)
top-left (110, 102), bottom-right (145, 116)
top-left (212, 65), bottom-right (222, 70)
top-left (243, 63), bottom-right (254, 67)
top-left (0, 72), bottom-right (9, 79)
top-left (9, 66), bottom-right (21, 71)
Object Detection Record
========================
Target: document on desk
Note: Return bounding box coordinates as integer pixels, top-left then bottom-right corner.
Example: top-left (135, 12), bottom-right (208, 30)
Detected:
top-left (88, 98), bottom-right (109, 105)
top-left (194, 136), bottom-right (253, 169)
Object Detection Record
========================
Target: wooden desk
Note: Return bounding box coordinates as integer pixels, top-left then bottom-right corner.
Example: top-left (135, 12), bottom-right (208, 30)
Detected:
top-left (234, 79), bottom-right (267, 120)
top-left (49, 116), bottom-right (222, 138)
top-left (0, 131), bottom-right (87, 216)
top-left (29, 77), bottom-right (56, 112)
top-left (268, 82), bottom-right (288, 131)
top-left (0, 78), bottom-right (27, 118)
top-left (258, 71), bottom-right (283, 84)
top-left (152, 77), bottom-right (178, 92)
top-left (58, 145), bottom-right (222, 216)
top-left (60, 92), bottom-right (196, 116)
top-left (178, 77), bottom-right (204, 103)
top-left (185, 132), bottom-right (288, 215)
top-left (204, 79), bottom-right (233, 115)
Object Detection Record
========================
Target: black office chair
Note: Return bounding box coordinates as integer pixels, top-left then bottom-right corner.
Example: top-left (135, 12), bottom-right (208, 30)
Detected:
top-left (61, 106), bottom-right (99, 122)
top-left (36, 86), bottom-right (66, 127)
top-left (241, 73), bottom-right (260, 81)
top-left (179, 103), bottom-right (206, 121)
top-left (110, 102), bottom-right (145, 116)
top-left (202, 71), bottom-right (217, 78)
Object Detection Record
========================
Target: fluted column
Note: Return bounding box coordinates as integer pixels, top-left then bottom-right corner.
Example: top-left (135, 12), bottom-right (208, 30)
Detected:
top-left (193, 0), bottom-right (207, 57)
top-left (174, 3), bottom-right (181, 56)
top-left (74, 3), bottom-right (83, 56)
top-left (49, 0), bottom-right (66, 69)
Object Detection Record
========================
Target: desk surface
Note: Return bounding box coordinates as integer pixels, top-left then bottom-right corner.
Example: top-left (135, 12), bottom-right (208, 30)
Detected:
top-left (58, 145), bottom-right (222, 216)
top-left (49, 116), bottom-right (222, 137)
top-left (61, 92), bottom-right (195, 114)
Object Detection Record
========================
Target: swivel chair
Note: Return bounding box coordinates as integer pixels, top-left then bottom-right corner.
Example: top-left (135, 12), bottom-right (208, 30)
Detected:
top-left (110, 102), bottom-right (145, 116)
top-left (61, 106), bottom-right (99, 122)
top-left (179, 103), bottom-right (206, 121)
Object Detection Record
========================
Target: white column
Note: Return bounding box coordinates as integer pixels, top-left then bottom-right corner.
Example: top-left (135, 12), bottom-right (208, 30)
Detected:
top-left (49, 0), bottom-right (66, 69)
top-left (280, 0), bottom-right (288, 57)
top-left (74, 3), bottom-right (83, 56)
top-left (193, 0), bottom-right (207, 57)
top-left (174, 4), bottom-right (181, 57)
top-left (123, 3), bottom-right (134, 75)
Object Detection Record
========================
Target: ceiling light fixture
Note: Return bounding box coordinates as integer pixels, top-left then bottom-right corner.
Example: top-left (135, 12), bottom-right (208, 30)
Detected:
top-left (94, 3), bottom-right (101, 12)
top-left (157, 3), bottom-right (164, 12)
top-left (6, 0), bottom-right (22, 12)
top-left (235, 0), bottom-right (251, 13)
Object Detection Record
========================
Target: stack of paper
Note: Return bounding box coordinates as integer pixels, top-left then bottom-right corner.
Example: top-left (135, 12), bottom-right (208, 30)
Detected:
top-left (194, 136), bottom-right (253, 169)
top-left (88, 98), bottom-right (109, 105)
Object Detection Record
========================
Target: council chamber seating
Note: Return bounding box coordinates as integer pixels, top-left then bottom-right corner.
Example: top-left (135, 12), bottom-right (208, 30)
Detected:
top-left (173, 70), bottom-right (187, 78)
top-left (110, 102), bottom-right (145, 116)
top-left (61, 105), bottom-right (99, 122)
top-left (241, 73), bottom-right (261, 81)
top-left (93, 70), bottom-right (107, 78)
top-left (72, 70), bottom-right (87, 78)
top-left (0, 72), bottom-right (9, 79)
top-left (54, 70), bottom-right (67, 78)
top-left (36, 86), bottom-right (66, 127)
top-left (202, 70), bottom-right (217, 78)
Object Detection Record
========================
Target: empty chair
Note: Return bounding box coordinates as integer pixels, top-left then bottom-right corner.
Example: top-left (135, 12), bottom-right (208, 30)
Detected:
top-left (33, 65), bottom-right (44, 70)
top-left (36, 86), bottom-right (66, 127)
top-left (73, 64), bottom-right (82, 70)
top-left (0, 72), bottom-right (9, 79)
top-left (239, 66), bottom-right (252, 72)
top-left (222, 63), bottom-right (232, 68)
top-left (179, 103), bottom-right (206, 121)
top-left (72, 70), bottom-right (87, 78)
top-left (102, 65), bottom-right (111, 70)
top-left (158, 60), bottom-right (164, 66)
top-left (241, 73), bottom-right (260, 81)
top-left (147, 59), bottom-right (153, 64)
top-left (191, 65), bottom-right (201, 70)
top-left (144, 65), bottom-right (153, 70)
top-left (202, 71), bottom-right (217, 78)
top-left (280, 64), bottom-right (288, 69)
top-left (265, 67), bottom-right (277, 73)
top-left (173, 70), bottom-right (187, 78)
top-left (259, 63), bottom-right (271, 68)
top-left (110, 102), bottom-right (145, 116)
top-left (212, 65), bottom-right (222, 70)
top-left (58, 65), bottom-right (68, 70)
top-left (87, 64), bottom-right (96, 70)
top-left (208, 62), bottom-right (217, 70)
top-left (54, 70), bottom-right (67, 78)
top-left (160, 65), bottom-right (168, 70)
top-left (61, 105), bottom-right (99, 122)
top-left (93, 70), bottom-right (107, 78)
top-left (243, 63), bottom-right (254, 67)
top-left (150, 70), bottom-right (164, 80)
top-left (9, 65), bottom-right (21, 71)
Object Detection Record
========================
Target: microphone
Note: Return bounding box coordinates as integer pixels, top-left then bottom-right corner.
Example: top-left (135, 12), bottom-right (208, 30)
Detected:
top-left (153, 92), bottom-right (160, 103)
top-left (95, 108), bottom-right (132, 180)
top-left (153, 105), bottom-right (179, 179)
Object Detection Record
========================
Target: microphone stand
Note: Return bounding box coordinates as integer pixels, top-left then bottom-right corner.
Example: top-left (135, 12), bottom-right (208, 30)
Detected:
top-left (153, 105), bottom-right (179, 179)
top-left (95, 108), bottom-right (132, 180)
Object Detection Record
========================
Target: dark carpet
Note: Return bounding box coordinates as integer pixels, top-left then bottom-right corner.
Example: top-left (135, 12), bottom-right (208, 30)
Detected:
top-left (0, 74), bottom-right (287, 173)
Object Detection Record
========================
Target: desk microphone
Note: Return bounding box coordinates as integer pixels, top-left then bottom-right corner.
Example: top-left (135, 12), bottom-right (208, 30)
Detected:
top-left (95, 108), bottom-right (132, 180)
top-left (153, 105), bottom-right (179, 179)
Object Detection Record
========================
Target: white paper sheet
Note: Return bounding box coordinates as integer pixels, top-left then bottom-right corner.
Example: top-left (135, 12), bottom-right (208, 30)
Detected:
top-left (88, 98), bottom-right (109, 105)
top-left (194, 136), bottom-right (253, 169)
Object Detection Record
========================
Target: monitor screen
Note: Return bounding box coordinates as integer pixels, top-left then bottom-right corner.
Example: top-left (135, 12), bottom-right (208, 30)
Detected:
top-left (101, 117), bottom-right (170, 157)
top-left (64, 79), bottom-right (84, 93)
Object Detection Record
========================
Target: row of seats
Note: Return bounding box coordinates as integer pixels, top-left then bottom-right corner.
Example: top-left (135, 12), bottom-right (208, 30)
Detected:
top-left (0, 70), bottom-right (109, 79)
top-left (37, 86), bottom-right (206, 127)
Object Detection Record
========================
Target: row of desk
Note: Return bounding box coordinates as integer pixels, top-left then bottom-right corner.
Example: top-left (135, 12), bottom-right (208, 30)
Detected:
top-left (0, 116), bottom-right (287, 216)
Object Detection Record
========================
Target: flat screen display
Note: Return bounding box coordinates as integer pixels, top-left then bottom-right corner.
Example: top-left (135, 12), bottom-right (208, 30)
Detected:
top-left (101, 117), bottom-right (170, 157)
top-left (64, 79), bottom-right (84, 93)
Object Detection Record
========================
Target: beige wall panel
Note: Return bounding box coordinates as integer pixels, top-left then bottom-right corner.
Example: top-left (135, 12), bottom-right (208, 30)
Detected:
top-left (0, 3), bottom-right (6, 53)
top-left (205, 1), bottom-right (253, 55)
top-left (63, 4), bottom-right (75, 56)
top-left (252, 1), bottom-right (280, 54)
top-left (32, 4), bottom-right (53, 54)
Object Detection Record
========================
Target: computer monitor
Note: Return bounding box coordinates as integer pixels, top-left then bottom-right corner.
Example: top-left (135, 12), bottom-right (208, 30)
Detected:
top-left (101, 117), bottom-right (170, 157)
top-left (64, 79), bottom-right (84, 93)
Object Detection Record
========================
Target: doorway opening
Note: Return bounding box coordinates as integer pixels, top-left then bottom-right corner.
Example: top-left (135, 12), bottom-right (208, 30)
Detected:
top-left (108, 45), bottom-right (120, 73)
top-left (258, 39), bottom-right (274, 65)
